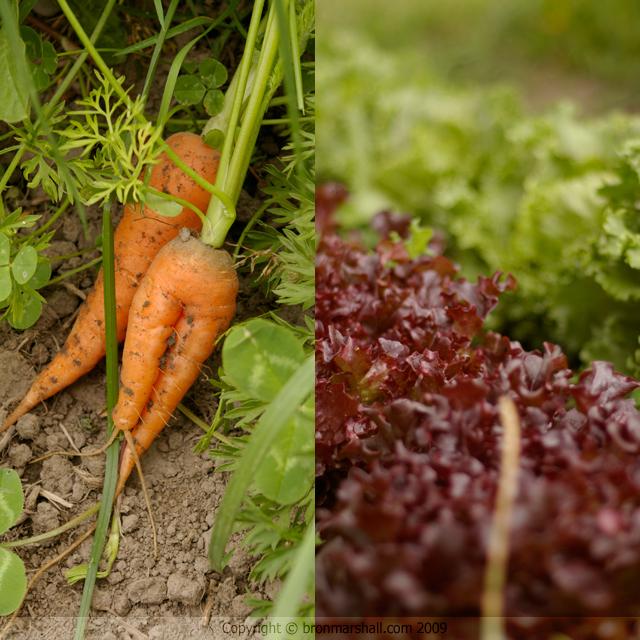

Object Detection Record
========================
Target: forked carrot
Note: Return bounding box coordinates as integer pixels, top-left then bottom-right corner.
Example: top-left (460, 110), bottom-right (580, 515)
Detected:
top-left (1, 132), bottom-right (221, 433)
top-left (111, 231), bottom-right (238, 497)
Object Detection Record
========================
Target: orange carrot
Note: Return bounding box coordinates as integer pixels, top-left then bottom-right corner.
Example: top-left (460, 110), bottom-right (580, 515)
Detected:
top-left (1, 132), bottom-right (221, 433)
top-left (111, 232), bottom-right (238, 496)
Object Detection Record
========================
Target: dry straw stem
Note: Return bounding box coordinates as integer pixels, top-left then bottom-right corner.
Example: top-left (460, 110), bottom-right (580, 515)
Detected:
top-left (480, 396), bottom-right (522, 640)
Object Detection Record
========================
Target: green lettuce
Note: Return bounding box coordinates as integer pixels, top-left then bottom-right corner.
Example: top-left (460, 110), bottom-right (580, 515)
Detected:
top-left (318, 31), bottom-right (640, 375)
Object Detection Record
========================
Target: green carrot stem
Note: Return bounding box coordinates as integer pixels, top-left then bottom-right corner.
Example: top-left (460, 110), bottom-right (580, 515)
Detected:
top-left (200, 0), bottom-right (289, 248)
top-left (44, 257), bottom-right (102, 287)
top-left (176, 402), bottom-right (234, 446)
top-left (21, 199), bottom-right (72, 239)
top-left (39, 241), bottom-right (102, 264)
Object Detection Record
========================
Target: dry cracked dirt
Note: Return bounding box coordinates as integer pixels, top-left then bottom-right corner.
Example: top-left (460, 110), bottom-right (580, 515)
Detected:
top-left (0, 190), bottom-right (298, 640)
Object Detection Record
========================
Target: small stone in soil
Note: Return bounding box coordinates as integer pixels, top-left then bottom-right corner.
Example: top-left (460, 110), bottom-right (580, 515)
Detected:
top-left (80, 446), bottom-right (106, 476)
top-left (113, 593), bottom-right (131, 616)
top-left (121, 513), bottom-right (140, 534)
top-left (194, 556), bottom-right (211, 574)
top-left (46, 288), bottom-right (79, 318)
top-left (15, 414), bottom-right (40, 440)
top-left (168, 431), bottom-right (183, 450)
top-left (31, 502), bottom-right (60, 544)
top-left (92, 587), bottom-right (112, 609)
top-left (71, 481), bottom-right (85, 503)
top-left (127, 577), bottom-right (167, 605)
top-left (9, 443), bottom-right (32, 470)
top-left (107, 571), bottom-right (124, 585)
top-left (167, 572), bottom-right (206, 606)
top-left (45, 433), bottom-right (63, 451)
top-left (40, 455), bottom-right (74, 495)
top-left (160, 461), bottom-right (179, 478)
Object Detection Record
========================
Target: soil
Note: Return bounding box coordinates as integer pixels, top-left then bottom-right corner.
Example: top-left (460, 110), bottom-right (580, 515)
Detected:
top-left (0, 185), bottom-right (296, 639)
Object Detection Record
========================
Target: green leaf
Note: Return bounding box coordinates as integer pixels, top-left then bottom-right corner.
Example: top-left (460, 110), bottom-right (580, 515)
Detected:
top-left (0, 209), bottom-right (39, 233)
top-left (9, 290), bottom-right (41, 329)
top-left (0, 469), bottom-right (27, 616)
top-left (12, 245), bottom-right (37, 284)
top-left (255, 411), bottom-right (314, 504)
top-left (199, 58), bottom-right (227, 89)
top-left (19, 25), bottom-right (41, 58)
top-left (204, 129), bottom-right (225, 151)
top-left (182, 60), bottom-right (197, 75)
top-left (203, 89), bottom-right (224, 117)
top-left (250, 547), bottom-right (297, 583)
top-left (0, 27), bottom-right (29, 123)
top-left (174, 75), bottom-right (205, 106)
top-left (222, 319), bottom-right (305, 402)
top-left (41, 40), bottom-right (58, 74)
top-left (0, 233), bottom-right (10, 265)
top-left (29, 60), bottom-right (49, 91)
top-left (391, 219), bottom-right (434, 259)
top-left (32, 230), bottom-right (54, 252)
top-left (208, 356), bottom-right (314, 572)
top-left (264, 523), bottom-right (315, 635)
top-left (18, 0), bottom-right (40, 24)
top-left (145, 192), bottom-right (184, 218)
top-left (64, 564), bottom-right (112, 585)
top-left (27, 260), bottom-right (51, 289)
top-left (0, 266), bottom-right (12, 301)
top-left (0, 547), bottom-right (27, 616)
top-left (0, 469), bottom-right (23, 534)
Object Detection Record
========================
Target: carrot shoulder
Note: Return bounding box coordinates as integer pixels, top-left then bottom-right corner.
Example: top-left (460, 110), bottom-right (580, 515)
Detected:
top-left (1, 133), bottom-right (221, 433)
top-left (112, 234), bottom-right (238, 496)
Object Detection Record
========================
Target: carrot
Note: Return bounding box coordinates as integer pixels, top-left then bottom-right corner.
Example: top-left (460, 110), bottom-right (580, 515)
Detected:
top-left (111, 231), bottom-right (238, 497)
top-left (1, 132), bottom-right (221, 433)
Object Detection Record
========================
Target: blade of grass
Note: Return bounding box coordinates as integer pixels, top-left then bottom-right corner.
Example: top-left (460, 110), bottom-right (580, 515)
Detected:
top-left (184, 0), bottom-right (214, 50)
top-left (139, 0), bottom-right (180, 107)
top-left (208, 354), bottom-right (313, 572)
top-left (73, 198), bottom-right (121, 640)
top-left (154, 25), bottom-right (216, 134)
top-left (288, 0), bottom-right (304, 113)
top-left (153, 0), bottom-right (165, 29)
top-left (18, 0), bottom-right (39, 23)
top-left (113, 0), bottom-right (242, 57)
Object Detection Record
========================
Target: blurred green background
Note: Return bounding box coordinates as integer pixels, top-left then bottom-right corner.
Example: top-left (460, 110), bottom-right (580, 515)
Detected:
top-left (318, 0), bottom-right (640, 378)
top-left (319, 0), bottom-right (640, 114)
